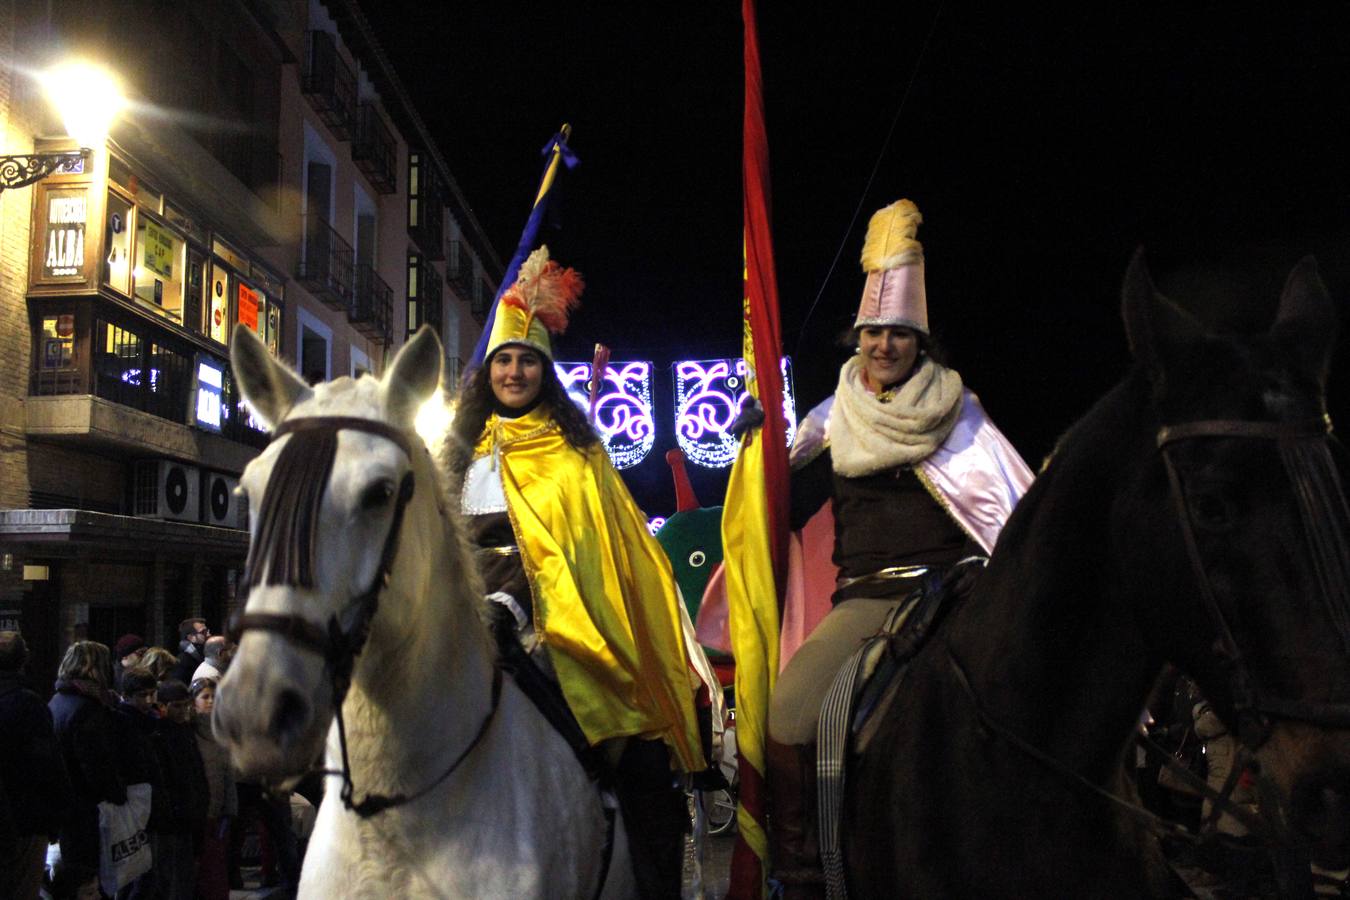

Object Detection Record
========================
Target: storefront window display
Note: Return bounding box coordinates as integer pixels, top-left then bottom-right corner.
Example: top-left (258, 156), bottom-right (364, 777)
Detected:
top-left (39, 315), bottom-right (76, 370)
top-left (208, 263), bottom-right (230, 344)
top-left (104, 192), bottom-right (133, 295)
top-left (133, 215), bottom-right (187, 324)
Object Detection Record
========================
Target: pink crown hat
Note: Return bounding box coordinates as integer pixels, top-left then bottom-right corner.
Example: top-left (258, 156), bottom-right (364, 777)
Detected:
top-left (853, 199), bottom-right (928, 335)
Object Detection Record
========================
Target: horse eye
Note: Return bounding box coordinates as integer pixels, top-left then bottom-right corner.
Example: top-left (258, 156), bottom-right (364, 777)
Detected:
top-left (359, 480), bottom-right (396, 512)
top-left (1188, 490), bottom-right (1233, 530)
top-left (688, 550), bottom-right (707, 568)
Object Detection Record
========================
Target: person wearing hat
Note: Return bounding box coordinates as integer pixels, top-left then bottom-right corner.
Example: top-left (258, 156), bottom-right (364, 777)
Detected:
top-left (112, 633), bottom-right (146, 695)
top-left (150, 679), bottom-right (208, 900)
top-left (763, 200), bottom-right (1035, 897)
top-left (452, 246), bottom-right (708, 900)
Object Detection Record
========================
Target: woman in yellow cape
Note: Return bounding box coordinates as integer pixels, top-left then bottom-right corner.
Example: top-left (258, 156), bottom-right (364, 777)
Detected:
top-left (452, 246), bottom-right (701, 899)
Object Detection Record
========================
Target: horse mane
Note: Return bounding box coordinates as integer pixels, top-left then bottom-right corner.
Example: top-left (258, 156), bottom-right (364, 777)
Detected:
top-left (243, 426), bottom-right (339, 590)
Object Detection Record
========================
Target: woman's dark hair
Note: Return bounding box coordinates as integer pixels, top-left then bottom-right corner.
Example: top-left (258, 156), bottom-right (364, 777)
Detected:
top-left (452, 349), bottom-right (599, 470)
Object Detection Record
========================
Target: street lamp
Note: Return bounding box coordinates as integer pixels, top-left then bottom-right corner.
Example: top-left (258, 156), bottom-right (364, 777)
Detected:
top-left (0, 60), bottom-right (125, 192)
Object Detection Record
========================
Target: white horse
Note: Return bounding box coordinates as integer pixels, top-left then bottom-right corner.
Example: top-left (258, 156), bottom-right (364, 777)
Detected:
top-left (214, 325), bottom-right (634, 899)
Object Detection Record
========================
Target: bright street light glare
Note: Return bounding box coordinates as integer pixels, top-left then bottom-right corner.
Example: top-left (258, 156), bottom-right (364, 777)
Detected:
top-left (41, 61), bottom-right (126, 150)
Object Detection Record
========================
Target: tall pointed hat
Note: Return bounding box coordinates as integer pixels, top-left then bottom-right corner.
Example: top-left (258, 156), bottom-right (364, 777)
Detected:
top-left (483, 245), bottom-right (584, 360)
top-left (855, 198), bottom-right (928, 334)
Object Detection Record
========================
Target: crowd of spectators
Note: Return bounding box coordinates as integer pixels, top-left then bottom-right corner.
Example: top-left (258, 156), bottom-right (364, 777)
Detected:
top-left (0, 619), bottom-right (301, 900)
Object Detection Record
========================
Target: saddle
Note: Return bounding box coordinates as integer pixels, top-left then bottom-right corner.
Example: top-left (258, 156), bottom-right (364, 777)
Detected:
top-left (815, 556), bottom-right (985, 900)
top-left (483, 594), bottom-right (608, 783)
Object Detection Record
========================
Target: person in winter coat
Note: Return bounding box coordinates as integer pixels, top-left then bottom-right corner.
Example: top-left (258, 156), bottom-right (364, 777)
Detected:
top-left (191, 677), bottom-right (237, 900)
top-left (151, 679), bottom-right (209, 900)
top-left (48, 641), bottom-right (126, 890)
top-left (0, 631), bottom-right (73, 900)
top-left (113, 668), bottom-right (168, 899)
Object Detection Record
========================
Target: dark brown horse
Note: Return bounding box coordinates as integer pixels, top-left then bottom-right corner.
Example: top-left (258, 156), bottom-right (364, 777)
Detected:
top-left (844, 252), bottom-right (1350, 898)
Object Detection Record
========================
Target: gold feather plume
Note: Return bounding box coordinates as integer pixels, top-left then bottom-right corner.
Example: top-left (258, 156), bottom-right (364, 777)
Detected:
top-left (860, 199), bottom-right (923, 272)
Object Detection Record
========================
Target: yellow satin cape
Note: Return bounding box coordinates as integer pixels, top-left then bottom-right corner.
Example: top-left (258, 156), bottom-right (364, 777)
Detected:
top-left (474, 407), bottom-right (703, 771)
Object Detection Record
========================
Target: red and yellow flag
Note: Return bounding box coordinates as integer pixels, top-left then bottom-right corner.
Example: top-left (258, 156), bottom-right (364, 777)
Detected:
top-left (723, 0), bottom-right (790, 894)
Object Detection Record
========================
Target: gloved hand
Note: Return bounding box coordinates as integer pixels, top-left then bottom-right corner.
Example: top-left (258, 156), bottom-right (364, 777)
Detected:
top-left (729, 397), bottom-right (765, 439)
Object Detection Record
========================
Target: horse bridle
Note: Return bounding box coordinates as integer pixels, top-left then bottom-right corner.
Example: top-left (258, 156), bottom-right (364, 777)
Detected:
top-left (948, 412), bottom-right (1350, 852)
top-left (1157, 415), bottom-right (1350, 743)
top-left (230, 416), bottom-right (502, 819)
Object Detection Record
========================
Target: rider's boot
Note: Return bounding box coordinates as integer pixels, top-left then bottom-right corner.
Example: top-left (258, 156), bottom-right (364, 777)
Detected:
top-left (767, 736), bottom-right (825, 900)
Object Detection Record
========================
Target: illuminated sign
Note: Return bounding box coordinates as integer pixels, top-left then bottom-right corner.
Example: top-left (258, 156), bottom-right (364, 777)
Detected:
top-left (191, 356), bottom-right (225, 433)
top-left (555, 361), bottom-right (655, 470)
top-left (43, 190), bottom-right (87, 278)
top-left (674, 357), bottom-right (796, 468)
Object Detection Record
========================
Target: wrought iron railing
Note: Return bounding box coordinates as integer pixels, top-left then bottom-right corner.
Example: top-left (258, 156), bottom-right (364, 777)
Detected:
top-left (297, 216), bottom-right (354, 310)
top-left (447, 240), bottom-right (475, 297)
top-left (302, 31), bottom-right (356, 139)
top-left (351, 262), bottom-right (393, 344)
top-left (352, 103), bottom-right (397, 194)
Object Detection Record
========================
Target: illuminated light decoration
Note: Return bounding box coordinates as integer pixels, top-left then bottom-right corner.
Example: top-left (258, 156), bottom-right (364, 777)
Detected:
top-left (674, 357), bottom-right (796, 469)
top-left (647, 516), bottom-right (667, 536)
top-left (555, 361), bottom-right (655, 469)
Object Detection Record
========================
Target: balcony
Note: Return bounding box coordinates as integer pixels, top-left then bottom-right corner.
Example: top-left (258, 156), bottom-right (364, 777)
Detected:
top-left (471, 276), bottom-right (492, 321)
top-left (351, 263), bottom-right (393, 344)
top-left (302, 31), bottom-right (357, 140)
top-left (446, 240), bottom-right (475, 297)
top-left (297, 217), bottom-right (354, 311)
top-left (27, 297), bottom-right (268, 459)
top-left (410, 265), bottom-right (443, 337)
top-left (408, 156), bottom-right (445, 260)
top-left (352, 104), bottom-right (397, 195)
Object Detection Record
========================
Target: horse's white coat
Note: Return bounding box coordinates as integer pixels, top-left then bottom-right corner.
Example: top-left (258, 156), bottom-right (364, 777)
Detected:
top-left (218, 329), bottom-right (635, 899)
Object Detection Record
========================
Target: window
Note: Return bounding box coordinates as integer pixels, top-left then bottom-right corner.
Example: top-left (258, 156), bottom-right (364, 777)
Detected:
top-left (406, 253), bottom-right (420, 338)
top-left (408, 153), bottom-right (420, 227)
top-left (265, 298), bottom-right (282, 356)
top-left (133, 215), bottom-right (187, 324)
top-left (104, 192), bottom-right (133, 295)
top-left (236, 282), bottom-right (261, 335)
top-left (185, 249), bottom-right (206, 335)
top-left (208, 263), bottom-right (230, 344)
top-left (296, 308), bottom-right (331, 385)
top-left (39, 315), bottom-right (75, 370)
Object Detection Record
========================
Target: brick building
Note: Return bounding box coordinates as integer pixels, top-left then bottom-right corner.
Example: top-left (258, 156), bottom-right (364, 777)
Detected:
top-left (0, 0), bottom-right (498, 690)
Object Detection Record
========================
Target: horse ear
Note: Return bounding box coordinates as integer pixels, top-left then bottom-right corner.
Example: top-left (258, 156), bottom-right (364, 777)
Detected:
top-left (1120, 247), bottom-right (1206, 387)
top-left (383, 325), bottom-right (443, 425)
top-left (1271, 255), bottom-right (1337, 386)
top-left (230, 325), bottom-right (311, 430)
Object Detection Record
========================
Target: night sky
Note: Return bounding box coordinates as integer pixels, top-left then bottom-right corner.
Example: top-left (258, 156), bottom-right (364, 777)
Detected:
top-left (368, 4), bottom-right (1350, 516)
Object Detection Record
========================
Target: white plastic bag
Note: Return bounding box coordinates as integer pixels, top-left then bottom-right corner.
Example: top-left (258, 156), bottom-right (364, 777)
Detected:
top-left (97, 782), bottom-right (153, 896)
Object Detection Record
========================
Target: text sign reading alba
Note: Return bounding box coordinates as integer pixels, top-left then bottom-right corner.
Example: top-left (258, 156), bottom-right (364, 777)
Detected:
top-left (43, 190), bottom-right (87, 278)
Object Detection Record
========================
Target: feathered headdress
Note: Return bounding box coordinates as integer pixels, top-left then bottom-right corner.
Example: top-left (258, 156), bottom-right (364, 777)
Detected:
top-left (854, 199), bottom-right (929, 334)
top-left (485, 245), bottom-right (585, 360)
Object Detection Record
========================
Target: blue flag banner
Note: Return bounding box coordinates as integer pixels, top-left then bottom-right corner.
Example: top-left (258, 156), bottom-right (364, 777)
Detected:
top-left (465, 127), bottom-right (578, 380)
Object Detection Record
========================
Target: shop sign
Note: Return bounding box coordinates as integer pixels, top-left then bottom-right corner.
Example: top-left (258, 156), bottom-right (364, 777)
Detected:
top-left (209, 266), bottom-right (229, 344)
top-left (237, 283), bottom-right (260, 333)
top-left (43, 190), bottom-right (87, 278)
top-left (142, 219), bottom-right (175, 279)
top-left (192, 355), bottom-right (225, 433)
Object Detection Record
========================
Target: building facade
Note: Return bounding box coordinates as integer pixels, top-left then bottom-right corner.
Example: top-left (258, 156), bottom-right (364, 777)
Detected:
top-left (0, 0), bottom-right (497, 690)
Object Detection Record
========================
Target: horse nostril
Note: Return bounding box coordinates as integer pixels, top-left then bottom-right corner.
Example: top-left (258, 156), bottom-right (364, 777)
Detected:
top-left (268, 688), bottom-right (312, 741)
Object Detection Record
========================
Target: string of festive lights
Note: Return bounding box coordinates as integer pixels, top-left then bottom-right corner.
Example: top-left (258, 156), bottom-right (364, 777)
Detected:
top-left (674, 357), bottom-right (796, 468)
top-left (553, 357), bottom-right (796, 471)
top-left (555, 361), bottom-right (656, 469)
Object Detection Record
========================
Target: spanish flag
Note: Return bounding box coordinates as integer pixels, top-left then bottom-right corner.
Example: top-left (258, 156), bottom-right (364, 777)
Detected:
top-left (724, 1), bottom-right (790, 894)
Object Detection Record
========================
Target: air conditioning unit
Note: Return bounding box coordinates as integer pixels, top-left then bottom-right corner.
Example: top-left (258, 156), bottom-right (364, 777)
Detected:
top-left (200, 471), bottom-right (247, 529)
top-left (132, 460), bottom-right (200, 522)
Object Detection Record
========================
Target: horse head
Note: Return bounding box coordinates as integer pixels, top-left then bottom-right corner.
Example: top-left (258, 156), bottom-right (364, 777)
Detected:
top-left (1120, 250), bottom-right (1350, 857)
top-left (214, 325), bottom-right (447, 781)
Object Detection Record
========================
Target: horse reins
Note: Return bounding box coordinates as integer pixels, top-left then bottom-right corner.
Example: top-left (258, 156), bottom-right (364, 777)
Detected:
top-left (230, 416), bottom-right (503, 819)
top-left (945, 413), bottom-right (1350, 852)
